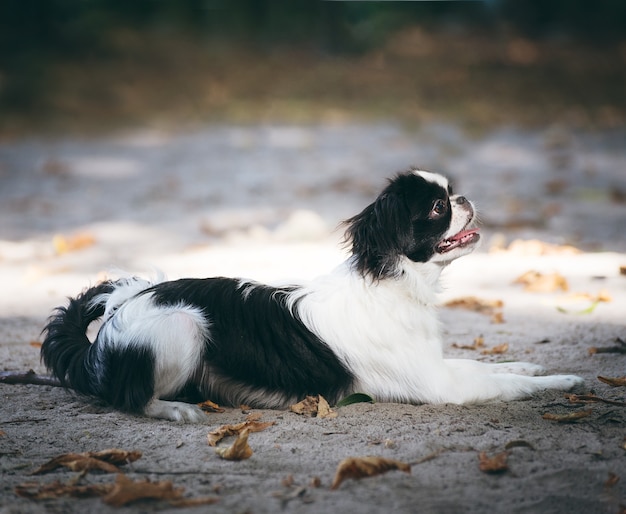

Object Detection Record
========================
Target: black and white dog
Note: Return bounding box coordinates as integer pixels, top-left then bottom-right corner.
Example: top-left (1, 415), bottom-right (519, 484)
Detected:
top-left (41, 169), bottom-right (583, 422)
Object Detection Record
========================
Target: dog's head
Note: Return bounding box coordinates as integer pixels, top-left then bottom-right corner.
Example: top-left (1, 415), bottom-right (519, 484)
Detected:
top-left (344, 169), bottom-right (480, 279)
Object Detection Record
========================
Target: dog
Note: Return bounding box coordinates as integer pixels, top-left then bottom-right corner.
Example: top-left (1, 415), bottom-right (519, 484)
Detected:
top-left (41, 169), bottom-right (583, 422)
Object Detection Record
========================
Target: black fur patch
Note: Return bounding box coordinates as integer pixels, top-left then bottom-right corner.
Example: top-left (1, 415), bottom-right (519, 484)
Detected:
top-left (344, 171), bottom-right (451, 278)
top-left (149, 278), bottom-right (355, 405)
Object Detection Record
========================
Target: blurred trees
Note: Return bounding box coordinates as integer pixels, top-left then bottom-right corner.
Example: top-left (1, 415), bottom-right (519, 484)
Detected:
top-left (1, 0), bottom-right (624, 131)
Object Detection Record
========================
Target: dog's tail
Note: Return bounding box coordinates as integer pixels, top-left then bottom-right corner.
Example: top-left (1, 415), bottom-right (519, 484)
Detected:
top-left (41, 281), bottom-right (116, 394)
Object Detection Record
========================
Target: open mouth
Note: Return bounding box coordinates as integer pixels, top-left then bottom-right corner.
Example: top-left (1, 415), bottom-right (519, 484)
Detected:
top-left (436, 227), bottom-right (480, 254)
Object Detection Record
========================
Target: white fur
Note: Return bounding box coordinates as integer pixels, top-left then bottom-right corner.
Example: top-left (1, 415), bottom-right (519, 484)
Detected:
top-left (293, 260), bottom-right (582, 404)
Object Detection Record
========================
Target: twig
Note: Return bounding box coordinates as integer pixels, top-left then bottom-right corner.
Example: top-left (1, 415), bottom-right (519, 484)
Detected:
top-left (566, 394), bottom-right (626, 407)
top-left (0, 370), bottom-right (61, 387)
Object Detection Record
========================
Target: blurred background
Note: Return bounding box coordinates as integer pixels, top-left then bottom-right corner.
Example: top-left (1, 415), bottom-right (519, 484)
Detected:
top-left (1, 0), bottom-right (625, 133)
top-left (1, 0), bottom-right (626, 318)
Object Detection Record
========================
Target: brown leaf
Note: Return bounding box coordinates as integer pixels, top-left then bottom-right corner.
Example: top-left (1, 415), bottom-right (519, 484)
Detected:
top-left (443, 296), bottom-right (504, 315)
top-left (598, 375), bottom-right (626, 387)
top-left (102, 474), bottom-right (185, 507)
top-left (490, 312), bottom-right (505, 324)
top-left (330, 456), bottom-right (411, 490)
top-left (15, 480), bottom-right (113, 500)
top-left (452, 335), bottom-right (485, 351)
top-left (215, 428), bottom-right (253, 461)
top-left (514, 270), bottom-right (569, 292)
top-left (478, 452), bottom-right (509, 474)
top-left (542, 410), bottom-right (592, 423)
top-left (197, 399), bottom-right (225, 413)
top-left (481, 343), bottom-right (509, 355)
top-left (290, 395), bottom-right (337, 419)
top-left (566, 393), bottom-right (626, 407)
top-left (207, 419), bottom-right (274, 447)
top-left (32, 449), bottom-right (142, 475)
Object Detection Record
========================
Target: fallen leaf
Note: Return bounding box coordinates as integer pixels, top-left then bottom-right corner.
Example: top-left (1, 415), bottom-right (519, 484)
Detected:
top-left (566, 393), bottom-right (626, 407)
top-left (0, 430), bottom-right (5, 437)
top-left (102, 474), bottom-right (185, 507)
top-left (514, 270), bottom-right (569, 292)
top-left (53, 232), bottom-right (96, 255)
top-left (207, 419), bottom-right (274, 447)
top-left (478, 451), bottom-right (509, 474)
top-left (542, 410), bottom-right (592, 423)
top-left (197, 400), bottom-right (225, 413)
top-left (15, 480), bottom-right (113, 500)
top-left (330, 456), bottom-right (411, 490)
top-left (443, 297), bottom-right (504, 315)
top-left (215, 428), bottom-right (253, 461)
top-left (453, 335), bottom-right (485, 351)
top-left (310, 476), bottom-right (322, 488)
top-left (29, 341), bottom-right (42, 348)
top-left (32, 449), bottom-right (142, 475)
top-left (290, 395), bottom-right (337, 418)
top-left (620, 266), bottom-right (626, 276)
top-left (490, 312), bottom-right (505, 324)
top-left (598, 376), bottom-right (626, 387)
top-left (335, 393), bottom-right (374, 408)
top-left (481, 343), bottom-right (509, 355)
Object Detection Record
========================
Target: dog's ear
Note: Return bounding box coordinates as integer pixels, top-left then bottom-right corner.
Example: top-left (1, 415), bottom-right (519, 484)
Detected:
top-left (343, 192), bottom-right (411, 279)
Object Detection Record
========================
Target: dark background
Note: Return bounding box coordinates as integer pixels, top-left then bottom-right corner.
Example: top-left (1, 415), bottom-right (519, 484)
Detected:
top-left (1, 0), bottom-right (625, 134)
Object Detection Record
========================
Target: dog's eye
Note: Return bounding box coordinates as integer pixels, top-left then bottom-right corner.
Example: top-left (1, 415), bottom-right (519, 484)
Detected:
top-left (430, 199), bottom-right (448, 219)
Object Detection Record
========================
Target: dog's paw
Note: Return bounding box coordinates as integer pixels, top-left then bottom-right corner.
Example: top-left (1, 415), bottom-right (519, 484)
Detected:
top-left (541, 374), bottom-right (584, 391)
top-left (493, 362), bottom-right (546, 376)
top-left (144, 399), bottom-right (208, 423)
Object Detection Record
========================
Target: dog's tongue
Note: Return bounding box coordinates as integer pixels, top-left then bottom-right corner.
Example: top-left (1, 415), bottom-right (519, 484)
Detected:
top-left (450, 228), bottom-right (479, 243)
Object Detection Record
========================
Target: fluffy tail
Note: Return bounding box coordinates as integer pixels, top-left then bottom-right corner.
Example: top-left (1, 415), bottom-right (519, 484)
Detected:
top-left (41, 281), bottom-right (116, 394)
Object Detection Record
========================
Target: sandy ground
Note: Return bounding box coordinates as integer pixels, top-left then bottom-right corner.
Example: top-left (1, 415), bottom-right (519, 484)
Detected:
top-left (1, 122), bottom-right (625, 513)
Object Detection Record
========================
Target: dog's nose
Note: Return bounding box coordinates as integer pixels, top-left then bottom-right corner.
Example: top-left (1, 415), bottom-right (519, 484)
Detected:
top-left (455, 196), bottom-right (467, 205)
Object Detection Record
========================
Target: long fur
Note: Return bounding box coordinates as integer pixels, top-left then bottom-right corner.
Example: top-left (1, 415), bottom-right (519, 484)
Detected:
top-left (41, 169), bottom-right (583, 422)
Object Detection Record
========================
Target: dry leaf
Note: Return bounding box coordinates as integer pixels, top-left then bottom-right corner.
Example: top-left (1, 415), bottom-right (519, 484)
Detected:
top-left (29, 341), bottom-right (42, 348)
top-left (542, 410), bottom-right (592, 423)
top-left (102, 474), bottom-right (185, 507)
top-left (330, 456), bottom-right (411, 490)
top-left (481, 343), bottom-right (509, 355)
top-left (215, 428), bottom-right (253, 461)
top-left (0, 430), bottom-right (6, 437)
top-left (290, 395), bottom-right (337, 419)
top-left (598, 375), bottom-right (626, 387)
top-left (197, 399), bottom-right (225, 413)
top-left (443, 297), bottom-right (504, 315)
top-left (53, 232), bottom-right (96, 255)
top-left (490, 312), bottom-right (505, 324)
top-left (32, 449), bottom-right (142, 475)
top-left (620, 266), bottom-right (626, 276)
top-left (15, 480), bottom-right (113, 500)
top-left (478, 452), bottom-right (509, 474)
top-left (514, 270), bottom-right (569, 292)
top-left (566, 393), bottom-right (626, 407)
top-left (207, 419), bottom-right (274, 447)
top-left (452, 335), bottom-right (485, 351)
